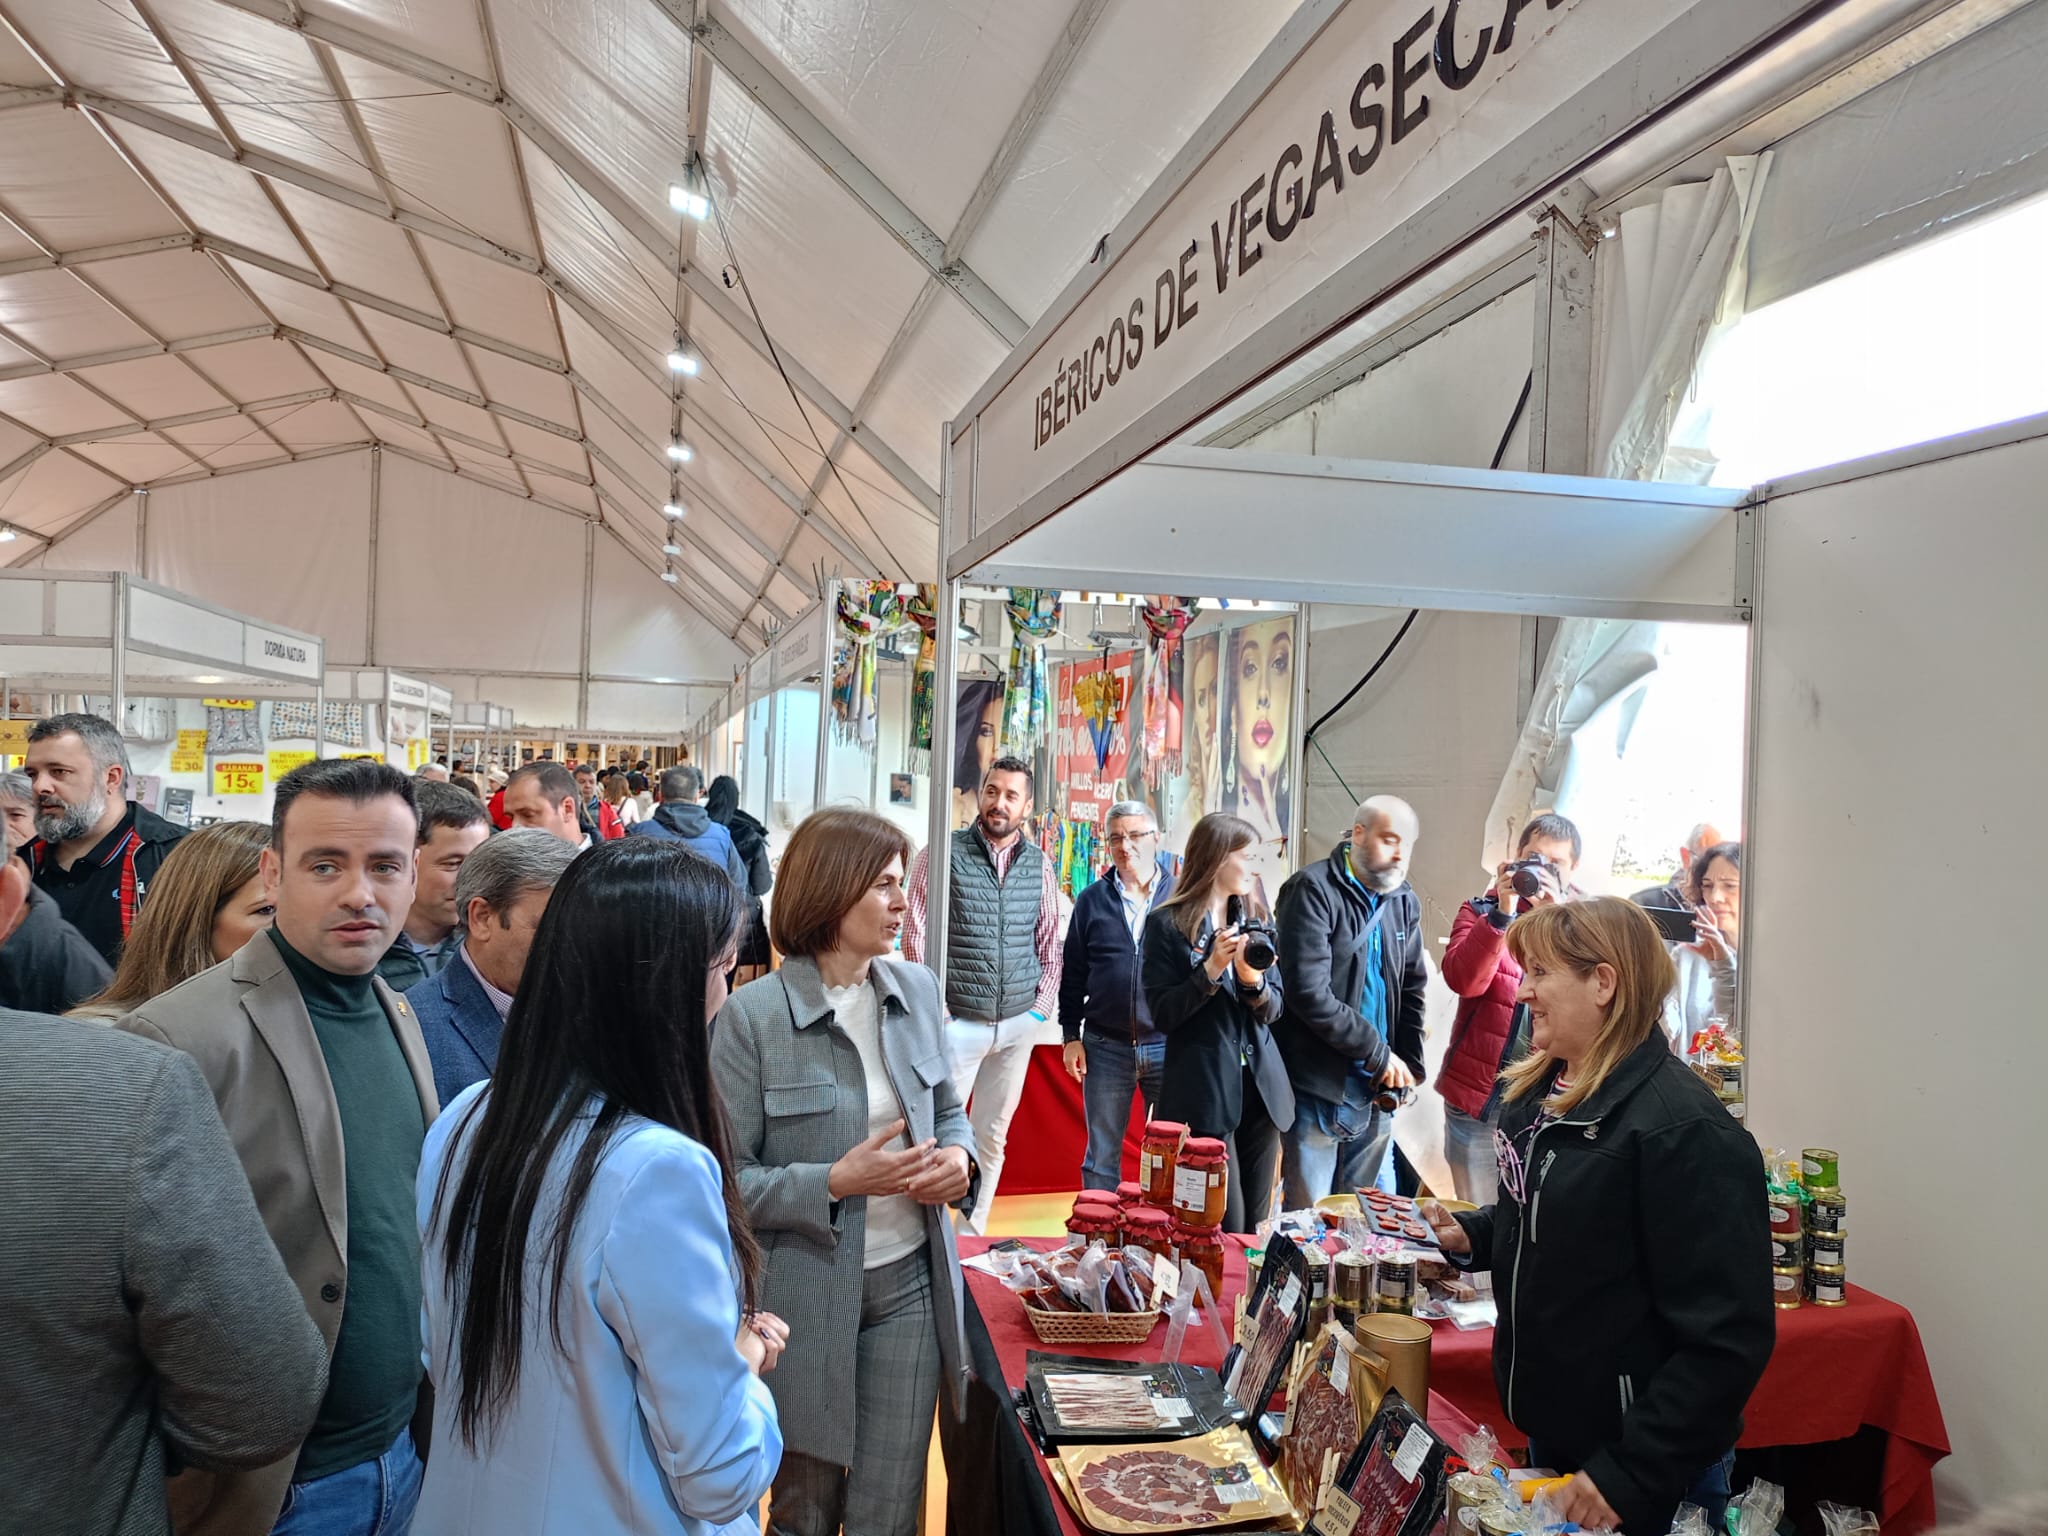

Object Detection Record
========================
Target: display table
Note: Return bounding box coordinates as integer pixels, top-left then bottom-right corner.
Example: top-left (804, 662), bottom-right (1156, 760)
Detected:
top-left (1417, 1285), bottom-right (1948, 1533)
top-left (946, 1235), bottom-right (1481, 1536)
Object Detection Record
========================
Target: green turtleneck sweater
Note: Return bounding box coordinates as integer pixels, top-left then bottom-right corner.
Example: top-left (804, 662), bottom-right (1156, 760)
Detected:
top-left (268, 929), bottom-right (425, 1480)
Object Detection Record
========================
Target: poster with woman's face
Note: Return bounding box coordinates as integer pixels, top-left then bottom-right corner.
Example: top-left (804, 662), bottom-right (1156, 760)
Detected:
top-left (952, 678), bottom-right (1003, 830)
top-left (1170, 630), bottom-right (1223, 852)
top-left (1222, 615), bottom-right (1294, 883)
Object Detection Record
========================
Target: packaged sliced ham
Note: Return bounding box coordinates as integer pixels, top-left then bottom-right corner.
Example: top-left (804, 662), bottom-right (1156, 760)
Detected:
top-left (1056, 1426), bottom-right (1295, 1534)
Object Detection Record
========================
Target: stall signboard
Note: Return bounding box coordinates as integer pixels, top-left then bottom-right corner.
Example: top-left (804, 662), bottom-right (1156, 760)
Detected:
top-left (340, 752), bottom-right (385, 764)
top-left (407, 739), bottom-right (429, 771)
top-left (0, 720), bottom-right (27, 755)
top-left (204, 698), bottom-right (254, 710)
top-left (949, 0), bottom-right (1799, 557)
top-left (170, 728), bottom-right (208, 774)
top-left (268, 749), bottom-right (314, 781)
top-left (242, 623), bottom-right (320, 681)
top-left (1053, 651), bottom-right (1138, 830)
top-left (213, 761), bottom-right (264, 796)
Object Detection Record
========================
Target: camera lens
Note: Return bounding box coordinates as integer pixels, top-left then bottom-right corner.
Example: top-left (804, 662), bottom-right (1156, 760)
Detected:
top-left (1243, 934), bottom-right (1276, 970)
top-left (1510, 865), bottom-right (1544, 898)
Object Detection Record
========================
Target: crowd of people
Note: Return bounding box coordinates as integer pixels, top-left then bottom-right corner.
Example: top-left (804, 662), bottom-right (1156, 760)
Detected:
top-left (0, 708), bottom-right (1762, 1536)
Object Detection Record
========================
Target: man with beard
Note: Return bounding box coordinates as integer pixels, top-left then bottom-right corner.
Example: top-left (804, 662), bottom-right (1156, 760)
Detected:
top-left (1273, 795), bottom-right (1427, 1208)
top-left (904, 755), bottom-right (1062, 1233)
top-left (121, 757), bottom-right (437, 1536)
top-left (21, 712), bottom-right (186, 966)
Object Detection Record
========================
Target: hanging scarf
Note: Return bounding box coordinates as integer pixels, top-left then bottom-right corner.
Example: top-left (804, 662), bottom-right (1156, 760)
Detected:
top-left (1000, 588), bottom-right (1062, 749)
top-left (1139, 597), bottom-right (1199, 785)
top-left (830, 581), bottom-right (903, 749)
top-left (905, 584), bottom-right (940, 772)
top-left (1072, 648), bottom-right (1127, 773)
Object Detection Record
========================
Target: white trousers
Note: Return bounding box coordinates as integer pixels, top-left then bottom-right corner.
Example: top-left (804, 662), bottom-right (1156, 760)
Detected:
top-left (944, 1009), bottom-right (1040, 1235)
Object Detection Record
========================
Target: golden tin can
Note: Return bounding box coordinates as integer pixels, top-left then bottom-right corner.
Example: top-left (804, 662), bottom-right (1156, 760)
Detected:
top-left (1806, 1191), bottom-right (1847, 1237)
top-left (1808, 1263), bottom-right (1848, 1306)
top-left (1478, 1506), bottom-right (1524, 1536)
top-left (1771, 1265), bottom-right (1804, 1309)
top-left (1449, 1471), bottom-right (1507, 1534)
top-left (1373, 1253), bottom-right (1418, 1316)
top-left (1769, 1231), bottom-right (1803, 1267)
top-left (1807, 1228), bottom-right (1844, 1267)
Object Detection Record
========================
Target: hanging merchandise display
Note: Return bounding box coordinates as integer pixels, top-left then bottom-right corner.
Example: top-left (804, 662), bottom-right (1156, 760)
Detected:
top-left (830, 580), bottom-right (904, 749)
top-left (1074, 648), bottom-right (1129, 774)
top-left (269, 700), bottom-right (366, 748)
top-left (905, 583), bottom-right (941, 771)
top-left (1001, 588), bottom-right (1063, 749)
top-left (205, 701), bottom-right (263, 754)
top-left (1138, 597), bottom-right (1199, 786)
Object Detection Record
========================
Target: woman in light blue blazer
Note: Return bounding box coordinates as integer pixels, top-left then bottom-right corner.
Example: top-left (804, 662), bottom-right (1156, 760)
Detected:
top-left (417, 840), bottom-right (786, 1534)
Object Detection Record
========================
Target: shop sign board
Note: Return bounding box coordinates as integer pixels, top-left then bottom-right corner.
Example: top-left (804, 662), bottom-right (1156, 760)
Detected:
top-left (948, 0), bottom-right (1821, 566)
top-left (213, 761), bottom-right (265, 796)
top-left (243, 623), bottom-right (320, 681)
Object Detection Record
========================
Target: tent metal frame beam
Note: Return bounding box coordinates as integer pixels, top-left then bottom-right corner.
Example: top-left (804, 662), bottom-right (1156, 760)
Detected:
top-left (179, 0), bottom-right (943, 518)
top-left (652, 2), bottom-right (1025, 349)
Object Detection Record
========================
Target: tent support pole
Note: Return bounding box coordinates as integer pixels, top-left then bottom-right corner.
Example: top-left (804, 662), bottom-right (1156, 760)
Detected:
top-left (927, 424), bottom-right (962, 984)
top-left (1524, 205), bottom-right (1597, 724)
top-left (1291, 603), bottom-right (1312, 859)
top-left (110, 575), bottom-right (128, 728)
top-left (577, 522), bottom-right (594, 732)
top-left (365, 446), bottom-right (381, 665)
top-left (813, 585), bottom-right (833, 813)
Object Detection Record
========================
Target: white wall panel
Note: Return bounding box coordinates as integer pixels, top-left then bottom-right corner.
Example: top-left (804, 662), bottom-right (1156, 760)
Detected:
top-left (1747, 419), bottom-right (2048, 1512)
top-left (147, 449), bottom-right (372, 663)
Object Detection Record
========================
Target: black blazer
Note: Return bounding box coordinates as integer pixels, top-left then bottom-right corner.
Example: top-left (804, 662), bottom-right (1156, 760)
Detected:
top-left (1140, 906), bottom-right (1295, 1139)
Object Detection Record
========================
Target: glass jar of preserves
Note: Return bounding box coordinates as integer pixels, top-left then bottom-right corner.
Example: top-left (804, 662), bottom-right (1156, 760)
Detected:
top-left (1172, 1220), bottom-right (1226, 1301)
top-left (1171, 1136), bottom-right (1229, 1229)
top-left (1065, 1200), bottom-right (1122, 1249)
top-left (1140, 1121), bottom-right (1188, 1208)
top-left (1116, 1180), bottom-right (1145, 1206)
top-left (1121, 1206), bottom-right (1175, 1267)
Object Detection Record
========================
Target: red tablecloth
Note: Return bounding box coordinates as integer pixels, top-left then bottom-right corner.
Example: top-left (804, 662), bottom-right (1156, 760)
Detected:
top-left (960, 1235), bottom-right (1481, 1536)
top-left (1414, 1284), bottom-right (1949, 1533)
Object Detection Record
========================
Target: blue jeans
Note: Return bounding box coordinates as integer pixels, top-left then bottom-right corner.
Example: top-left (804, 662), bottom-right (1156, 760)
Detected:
top-left (1078, 1032), bottom-right (1166, 1192)
top-left (1525, 1442), bottom-right (1735, 1532)
top-left (1442, 1103), bottom-right (1501, 1206)
top-left (1280, 1090), bottom-right (1395, 1211)
top-left (272, 1427), bottom-right (423, 1536)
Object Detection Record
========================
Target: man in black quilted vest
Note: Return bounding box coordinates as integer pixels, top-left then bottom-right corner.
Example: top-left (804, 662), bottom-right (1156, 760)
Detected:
top-left (904, 754), bottom-right (1062, 1233)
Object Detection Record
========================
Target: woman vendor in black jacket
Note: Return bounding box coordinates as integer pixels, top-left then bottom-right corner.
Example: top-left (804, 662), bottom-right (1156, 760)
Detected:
top-left (1422, 897), bottom-right (1772, 1535)
top-left (1142, 813), bottom-right (1295, 1233)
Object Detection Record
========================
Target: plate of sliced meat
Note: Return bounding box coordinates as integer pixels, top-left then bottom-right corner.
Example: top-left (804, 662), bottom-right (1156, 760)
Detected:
top-left (1057, 1427), bottom-right (1296, 1533)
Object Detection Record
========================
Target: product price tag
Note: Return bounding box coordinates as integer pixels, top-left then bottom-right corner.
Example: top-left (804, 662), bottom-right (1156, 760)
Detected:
top-left (1328, 1342), bottom-right (1350, 1396)
top-left (1277, 1274), bottom-right (1302, 1318)
top-left (1151, 1396), bottom-right (1191, 1424)
top-left (267, 748), bottom-right (314, 781)
top-left (212, 761), bottom-right (264, 796)
top-left (202, 698), bottom-right (254, 710)
top-left (1212, 1478), bottom-right (1262, 1507)
top-left (1173, 1162), bottom-right (1208, 1210)
top-left (1149, 1251), bottom-right (1180, 1309)
top-left (1224, 1350), bottom-right (1246, 1398)
top-left (1320, 1487), bottom-right (1365, 1534)
top-left (170, 728), bottom-right (207, 774)
top-left (1390, 1421), bottom-right (1433, 1483)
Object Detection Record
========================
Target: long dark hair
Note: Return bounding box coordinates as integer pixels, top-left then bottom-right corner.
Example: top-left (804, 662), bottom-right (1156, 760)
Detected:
top-left (431, 839), bottom-right (756, 1450)
top-left (1158, 812), bottom-right (1263, 944)
top-left (705, 773), bottom-right (740, 824)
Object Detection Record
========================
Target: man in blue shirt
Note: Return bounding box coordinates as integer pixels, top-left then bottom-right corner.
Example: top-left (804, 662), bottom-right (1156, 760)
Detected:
top-left (1273, 796), bottom-right (1428, 1208)
top-left (1059, 800), bottom-right (1176, 1192)
top-left (626, 764), bottom-right (747, 886)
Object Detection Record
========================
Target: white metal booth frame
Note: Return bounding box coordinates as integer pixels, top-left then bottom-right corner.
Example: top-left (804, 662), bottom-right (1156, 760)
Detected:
top-left (0, 568), bottom-right (326, 726)
top-left (323, 668), bottom-right (454, 770)
top-left (919, 0), bottom-right (2043, 1506)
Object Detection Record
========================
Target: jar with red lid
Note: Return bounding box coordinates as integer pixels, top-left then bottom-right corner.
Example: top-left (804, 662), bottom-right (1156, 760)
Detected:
top-left (1121, 1206), bottom-right (1175, 1268)
top-left (1140, 1121), bottom-right (1188, 1207)
top-left (1116, 1180), bottom-right (1145, 1206)
top-left (1065, 1200), bottom-right (1122, 1249)
top-left (1170, 1137), bottom-right (1229, 1229)
top-left (1171, 1221), bottom-right (1226, 1301)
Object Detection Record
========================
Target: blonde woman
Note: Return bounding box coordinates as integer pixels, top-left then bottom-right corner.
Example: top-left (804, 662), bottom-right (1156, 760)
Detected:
top-left (70, 820), bottom-right (273, 1020)
top-left (1421, 899), bottom-right (1771, 1536)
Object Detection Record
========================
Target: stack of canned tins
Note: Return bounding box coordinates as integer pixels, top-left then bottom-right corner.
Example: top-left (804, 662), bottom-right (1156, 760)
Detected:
top-left (1803, 1147), bottom-right (1847, 1307)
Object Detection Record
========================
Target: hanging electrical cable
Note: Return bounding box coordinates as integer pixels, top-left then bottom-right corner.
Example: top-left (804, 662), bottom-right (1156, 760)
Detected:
top-left (1301, 369), bottom-right (1535, 793)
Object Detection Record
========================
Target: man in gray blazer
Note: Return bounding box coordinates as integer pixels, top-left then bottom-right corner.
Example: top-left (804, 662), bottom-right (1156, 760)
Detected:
top-left (0, 997), bottom-right (328, 1536)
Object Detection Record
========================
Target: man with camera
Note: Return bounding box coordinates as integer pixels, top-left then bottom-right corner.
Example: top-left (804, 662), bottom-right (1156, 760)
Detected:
top-left (1436, 812), bottom-right (1584, 1203)
top-left (1273, 795), bottom-right (1427, 1209)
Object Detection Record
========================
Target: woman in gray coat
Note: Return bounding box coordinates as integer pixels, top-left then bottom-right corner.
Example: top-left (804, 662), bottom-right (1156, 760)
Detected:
top-left (711, 807), bottom-right (980, 1536)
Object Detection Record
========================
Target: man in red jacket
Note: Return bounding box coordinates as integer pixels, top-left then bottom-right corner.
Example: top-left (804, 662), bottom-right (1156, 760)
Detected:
top-left (1435, 812), bottom-right (1582, 1204)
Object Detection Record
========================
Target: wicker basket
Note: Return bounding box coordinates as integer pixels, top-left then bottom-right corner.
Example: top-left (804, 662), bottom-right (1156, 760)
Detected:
top-left (1023, 1305), bottom-right (1163, 1344)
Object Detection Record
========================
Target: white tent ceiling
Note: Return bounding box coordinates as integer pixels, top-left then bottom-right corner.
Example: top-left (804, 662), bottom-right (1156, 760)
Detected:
top-left (0, 0), bottom-right (1299, 642)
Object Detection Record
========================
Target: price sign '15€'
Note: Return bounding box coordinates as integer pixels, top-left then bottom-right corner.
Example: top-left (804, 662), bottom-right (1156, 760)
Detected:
top-left (213, 761), bottom-right (265, 796)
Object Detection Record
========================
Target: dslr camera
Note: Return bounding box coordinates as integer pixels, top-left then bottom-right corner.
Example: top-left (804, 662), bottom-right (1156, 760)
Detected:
top-left (1201, 894), bottom-right (1278, 971)
top-left (1503, 854), bottom-right (1559, 899)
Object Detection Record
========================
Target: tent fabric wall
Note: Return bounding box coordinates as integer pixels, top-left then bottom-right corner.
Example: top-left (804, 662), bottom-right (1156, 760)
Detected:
top-left (27, 497), bottom-right (140, 576)
top-left (1746, 0), bottom-right (2048, 312)
top-left (19, 447), bottom-right (743, 732)
top-left (148, 452), bottom-right (374, 665)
